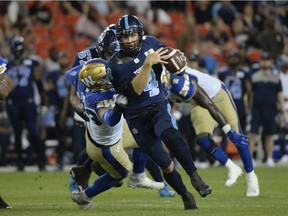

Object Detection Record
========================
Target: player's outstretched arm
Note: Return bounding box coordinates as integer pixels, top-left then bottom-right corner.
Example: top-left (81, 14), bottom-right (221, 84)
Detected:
top-left (193, 84), bottom-right (248, 148)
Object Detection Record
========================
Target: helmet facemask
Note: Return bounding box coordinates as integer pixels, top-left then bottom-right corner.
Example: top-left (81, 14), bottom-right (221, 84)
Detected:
top-left (116, 15), bottom-right (144, 57)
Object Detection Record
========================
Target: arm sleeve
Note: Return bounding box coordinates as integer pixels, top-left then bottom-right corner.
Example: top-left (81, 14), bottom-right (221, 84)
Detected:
top-left (102, 109), bottom-right (122, 126)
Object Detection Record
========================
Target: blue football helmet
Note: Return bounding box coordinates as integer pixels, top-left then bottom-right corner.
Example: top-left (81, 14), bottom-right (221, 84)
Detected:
top-left (96, 29), bottom-right (120, 60)
top-left (115, 15), bottom-right (144, 56)
top-left (11, 36), bottom-right (25, 59)
top-left (105, 24), bottom-right (116, 31)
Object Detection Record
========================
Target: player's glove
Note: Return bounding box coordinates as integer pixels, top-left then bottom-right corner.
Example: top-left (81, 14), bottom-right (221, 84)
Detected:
top-left (0, 57), bottom-right (7, 75)
top-left (222, 124), bottom-right (249, 148)
top-left (113, 94), bottom-right (127, 114)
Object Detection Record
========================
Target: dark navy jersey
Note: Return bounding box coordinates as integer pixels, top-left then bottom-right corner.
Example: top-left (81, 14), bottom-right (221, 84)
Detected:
top-left (6, 57), bottom-right (39, 99)
top-left (73, 48), bottom-right (99, 67)
top-left (106, 35), bottom-right (166, 114)
top-left (218, 66), bottom-right (250, 101)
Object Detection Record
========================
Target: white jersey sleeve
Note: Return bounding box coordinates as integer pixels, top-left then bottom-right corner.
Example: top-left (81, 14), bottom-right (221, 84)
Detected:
top-left (185, 66), bottom-right (221, 99)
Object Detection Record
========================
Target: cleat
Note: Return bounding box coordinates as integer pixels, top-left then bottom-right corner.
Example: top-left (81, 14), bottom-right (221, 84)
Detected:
top-left (69, 176), bottom-right (79, 193)
top-left (246, 172), bottom-right (260, 197)
top-left (190, 171), bottom-right (212, 197)
top-left (114, 180), bottom-right (123, 188)
top-left (225, 164), bottom-right (243, 187)
top-left (0, 196), bottom-right (11, 209)
top-left (158, 183), bottom-right (176, 197)
top-left (71, 190), bottom-right (92, 205)
top-left (128, 173), bottom-right (165, 190)
top-left (78, 202), bottom-right (93, 210)
top-left (181, 191), bottom-right (198, 210)
top-left (70, 165), bottom-right (91, 190)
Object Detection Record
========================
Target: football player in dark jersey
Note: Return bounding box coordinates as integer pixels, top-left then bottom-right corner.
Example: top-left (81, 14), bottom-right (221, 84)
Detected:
top-left (68, 28), bottom-right (175, 197)
top-left (0, 57), bottom-right (13, 209)
top-left (5, 36), bottom-right (46, 171)
top-left (106, 15), bottom-right (211, 210)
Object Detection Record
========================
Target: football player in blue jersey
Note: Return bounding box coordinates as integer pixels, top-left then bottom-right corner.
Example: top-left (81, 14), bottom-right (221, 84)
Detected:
top-left (68, 28), bottom-right (173, 197)
top-left (164, 66), bottom-right (259, 197)
top-left (5, 36), bottom-right (46, 171)
top-left (0, 56), bottom-right (13, 209)
top-left (66, 58), bottom-right (165, 209)
top-left (106, 15), bottom-right (212, 210)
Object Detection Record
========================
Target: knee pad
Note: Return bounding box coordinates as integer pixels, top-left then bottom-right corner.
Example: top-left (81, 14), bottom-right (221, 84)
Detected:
top-left (161, 128), bottom-right (185, 151)
top-left (197, 134), bottom-right (218, 156)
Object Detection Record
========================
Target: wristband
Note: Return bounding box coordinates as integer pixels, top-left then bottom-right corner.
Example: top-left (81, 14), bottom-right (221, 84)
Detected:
top-left (222, 124), bottom-right (231, 135)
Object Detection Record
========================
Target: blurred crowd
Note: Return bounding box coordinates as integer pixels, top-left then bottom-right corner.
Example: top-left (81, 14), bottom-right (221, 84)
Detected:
top-left (0, 1), bottom-right (287, 171)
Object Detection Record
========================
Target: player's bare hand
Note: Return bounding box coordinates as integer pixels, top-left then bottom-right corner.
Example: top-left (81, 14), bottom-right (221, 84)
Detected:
top-left (144, 47), bottom-right (168, 66)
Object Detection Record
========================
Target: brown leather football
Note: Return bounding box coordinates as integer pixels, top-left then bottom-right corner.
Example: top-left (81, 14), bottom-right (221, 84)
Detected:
top-left (163, 47), bottom-right (186, 76)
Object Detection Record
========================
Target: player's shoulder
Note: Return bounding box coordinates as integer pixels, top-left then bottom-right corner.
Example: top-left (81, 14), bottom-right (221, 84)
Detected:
top-left (65, 65), bottom-right (81, 84)
top-left (142, 35), bottom-right (162, 48)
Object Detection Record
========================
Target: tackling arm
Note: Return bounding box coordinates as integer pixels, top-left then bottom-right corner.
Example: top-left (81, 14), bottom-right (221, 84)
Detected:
top-left (69, 85), bottom-right (89, 121)
top-left (193, 83), bottom-right (228, 127)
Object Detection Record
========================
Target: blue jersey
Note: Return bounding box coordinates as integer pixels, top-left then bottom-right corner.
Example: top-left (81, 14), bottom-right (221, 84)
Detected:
top-left (65, 65), bottom-right (122, 145)
top-left (6, 57), bottom-right (39, 99)
top-left (218, 67), bottom-right (250, 101)
top-left (106, 36), bottom-right (166, 116)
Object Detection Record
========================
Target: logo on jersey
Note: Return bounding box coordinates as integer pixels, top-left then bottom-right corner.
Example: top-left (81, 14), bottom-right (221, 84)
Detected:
top-left (106, 67), bottom-right (113, 80)
top-left (81, 75), bottom-right (96, 88)
top-left (131, 128), bottom-right (138, 135)
top-left (133, 66), bottom-right (142, 75)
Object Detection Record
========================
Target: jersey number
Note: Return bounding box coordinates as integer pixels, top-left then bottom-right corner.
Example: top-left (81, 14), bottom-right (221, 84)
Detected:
top-left (144, 70), bottom-right (159, 97)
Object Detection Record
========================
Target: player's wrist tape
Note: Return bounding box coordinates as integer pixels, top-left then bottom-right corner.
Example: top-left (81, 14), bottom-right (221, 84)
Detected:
top-left (222, 124), bottom-right (231, 135)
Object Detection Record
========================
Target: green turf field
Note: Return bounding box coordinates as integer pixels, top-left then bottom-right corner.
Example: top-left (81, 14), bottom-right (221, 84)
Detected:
top-left (0, 166), bottom-right (287, 216)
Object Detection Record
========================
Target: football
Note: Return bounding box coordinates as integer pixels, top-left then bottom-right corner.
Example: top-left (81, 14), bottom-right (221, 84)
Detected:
top-left (163, 47), bottom-right (186, 76)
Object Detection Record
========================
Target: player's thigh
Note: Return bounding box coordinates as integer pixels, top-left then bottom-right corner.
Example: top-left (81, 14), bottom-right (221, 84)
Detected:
top-left (191, 103), bottom-right (216, 135)
top-left (122, 120), bottom-right (139, 149)
top-left (214, 88), bottom-right (239, 131)
top-left (86, 137), bottom-right (132, 179)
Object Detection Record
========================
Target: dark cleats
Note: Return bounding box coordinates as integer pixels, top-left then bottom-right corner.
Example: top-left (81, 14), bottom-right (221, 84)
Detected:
top-left (190, 172), bottom-right (212, 197)
top-left (70, 165), bottom-right (91, 190)
top-left (181, 192), bottom-right (198, 210)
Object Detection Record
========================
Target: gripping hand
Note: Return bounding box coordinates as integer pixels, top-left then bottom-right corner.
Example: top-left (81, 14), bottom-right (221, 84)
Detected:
top-left (222, 124), bottom-right (249, 148)
top-left (0, 57), bottom-right (7, 75)
top-left (113, 94), bottom-right (128, 114)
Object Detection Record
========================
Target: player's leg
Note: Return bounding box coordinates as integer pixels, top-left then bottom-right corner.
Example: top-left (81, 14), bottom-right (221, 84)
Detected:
top-left (128, 148), bottom-right (164, 189)
top-left (145, 158), bottom-right (175, 197)
top-left (154, 102), bottom-right (211, 197)
top-left (191, 98), bottom-right (242, 188)
top-left (122, 120), bottom-right (167, 190)
top-left (218, 88), bottom-right (259, 196)
top-left (24, 102), bottom-right (46, 170)
top-left (128, 118), bottom-right (197, 210)
top-left (6, 101), bottom-right (24, 171)
top-left (71, 137), bottom-right (131, 208)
